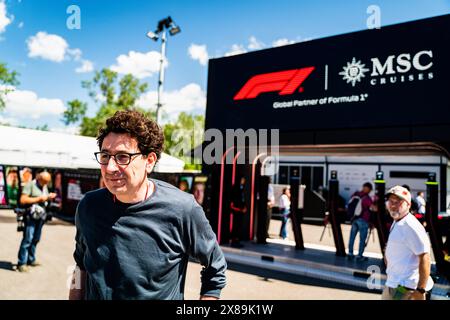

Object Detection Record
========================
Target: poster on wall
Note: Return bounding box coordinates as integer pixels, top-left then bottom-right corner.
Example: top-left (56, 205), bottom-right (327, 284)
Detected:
top-left (328, 164), bottom-right (378, 202)
top-left (0, 166), bottom-right (6, 207)
top-left (62, 170), bottom-right (101, 218)
top-left (5, 166), bottom-right (19, 207)
top-left (67, 179), bottom-right (83, 201)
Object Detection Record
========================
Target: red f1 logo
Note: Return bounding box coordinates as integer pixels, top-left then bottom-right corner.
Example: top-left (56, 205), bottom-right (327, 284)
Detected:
top-left (233, 67), bottom-right (315, 100)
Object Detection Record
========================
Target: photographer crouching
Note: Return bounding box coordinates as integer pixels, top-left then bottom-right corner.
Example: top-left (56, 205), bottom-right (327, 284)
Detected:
top-left (16, 171), bottom-right (56, 273)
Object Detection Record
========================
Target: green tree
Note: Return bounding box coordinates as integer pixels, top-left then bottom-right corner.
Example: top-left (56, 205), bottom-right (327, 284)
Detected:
top-left (164, 112), bottom-right (204, 171)
top-left (63, 99), bottom-right (87, 125)
top-left (0, 62), bottom-right (20, 111)
top-left (35, 124), bottom-right (49, 131)
top-left (64, 68), bottom-right (151, 136)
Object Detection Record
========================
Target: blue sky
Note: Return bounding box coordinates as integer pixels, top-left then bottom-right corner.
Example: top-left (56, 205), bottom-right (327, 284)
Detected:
top-left (0, 0), bottom-right (448, 133)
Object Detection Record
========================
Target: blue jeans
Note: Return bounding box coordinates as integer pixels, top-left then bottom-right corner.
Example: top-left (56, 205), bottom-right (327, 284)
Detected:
top-left (348, 218), bottom-right (369, 257)
top-left (279, 209), bottom-right (290, 239)
top-left (18, 217), bottom-right (45, 266)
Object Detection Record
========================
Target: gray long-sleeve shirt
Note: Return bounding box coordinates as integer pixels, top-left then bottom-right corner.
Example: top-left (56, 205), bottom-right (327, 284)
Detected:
top-left (73, 178), bottom-right (227, 300)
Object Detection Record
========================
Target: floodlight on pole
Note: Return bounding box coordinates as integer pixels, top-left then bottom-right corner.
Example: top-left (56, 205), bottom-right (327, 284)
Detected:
top-left (146, 16), bottom-right (181, 125)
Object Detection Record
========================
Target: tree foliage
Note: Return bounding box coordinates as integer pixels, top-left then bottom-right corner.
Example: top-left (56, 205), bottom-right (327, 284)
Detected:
top-left (0, 62), bottom-right (20, 111)
top-left (164, 112), bottom-right (204, 171)
top-left (62, 99), bottom-right (87, 125)
top-left (64, 68), bottom-right (150, 136)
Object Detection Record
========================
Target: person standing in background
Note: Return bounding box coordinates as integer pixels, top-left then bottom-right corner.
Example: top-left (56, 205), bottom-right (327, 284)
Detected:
top-left (266, 181), bottom-right (275, 239)
top-left (279, 187), bottom-right (291, 241)
top-left (230, 176), bottom-right (247, 248)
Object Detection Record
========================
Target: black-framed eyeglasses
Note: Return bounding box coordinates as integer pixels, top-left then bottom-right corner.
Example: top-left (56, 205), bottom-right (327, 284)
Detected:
top-left (94, 152), bottom-right (143, 165)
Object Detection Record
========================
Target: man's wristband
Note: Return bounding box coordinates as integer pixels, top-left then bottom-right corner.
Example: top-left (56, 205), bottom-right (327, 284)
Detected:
top-left (416, 287), bottom-right (426, 294)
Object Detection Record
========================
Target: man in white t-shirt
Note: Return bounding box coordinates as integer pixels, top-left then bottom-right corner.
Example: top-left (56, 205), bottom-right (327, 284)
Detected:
top-left (279, 187), bottom-right (291, 240)
top-left (415, 192), bottom-right (426, 215)
top-left (382, 185), bottom-right (434, 300)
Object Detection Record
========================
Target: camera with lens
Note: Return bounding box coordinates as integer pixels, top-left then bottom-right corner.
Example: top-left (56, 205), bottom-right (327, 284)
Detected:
top-left (16, 215), bottom-right (25, 232)
top-left (14, 208), bottom-right (27, 232)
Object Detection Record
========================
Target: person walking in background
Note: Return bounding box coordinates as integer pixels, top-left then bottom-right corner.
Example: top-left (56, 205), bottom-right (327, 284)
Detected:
top-left (279, 187), bottom-right (291, 241)
top-left (17, 172), bottom-right (56, 272)
top-left (415, 192), bottom-right (426, 215)
top-left (266, 181), bottom-right (275, 239)
top-left (347, 182), bottom-right (373, 261)
top-left (230, 176), bottom-right (247, 248)
top-left (415, 191), bottom-right (427, 227)
top-left (382, 185), bottom-right (433, 300)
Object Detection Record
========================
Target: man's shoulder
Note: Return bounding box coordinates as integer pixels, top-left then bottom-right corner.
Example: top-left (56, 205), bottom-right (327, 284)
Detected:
top-left (78, 188), bottom-right (110, 210)
top-left (83, 187), bottom-right (109, 200)
top-left (21, 181), bottom-right (33, 193)
top-left (352, 192), bottom-right (362, 198)
top-left (404, 213), bottom-right (425, 230)
top-left (76, 188), bottom-right (110, 223)
top-left (395, 214), bottom-right (426, 238)
top-left (153, 178), bottom-right (190, 196)
top-left (152, 178), bottom-right (197, 208)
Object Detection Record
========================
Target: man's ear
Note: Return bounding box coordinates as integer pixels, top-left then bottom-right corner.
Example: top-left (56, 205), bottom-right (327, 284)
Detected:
top-left (146, 152), bottom-right (157, 173)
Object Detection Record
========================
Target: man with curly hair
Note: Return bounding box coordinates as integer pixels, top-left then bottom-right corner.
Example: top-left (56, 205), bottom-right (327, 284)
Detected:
top-left (69, 110), bottom-right (226, 300)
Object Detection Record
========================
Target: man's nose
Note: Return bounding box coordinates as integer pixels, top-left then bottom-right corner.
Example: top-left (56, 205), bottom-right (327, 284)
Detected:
top-left (105, 156), bottom-right (119, 172)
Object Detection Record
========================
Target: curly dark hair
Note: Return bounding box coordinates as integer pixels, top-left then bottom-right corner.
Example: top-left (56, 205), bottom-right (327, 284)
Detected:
top-left (96, 110), bottom-right (164, 160)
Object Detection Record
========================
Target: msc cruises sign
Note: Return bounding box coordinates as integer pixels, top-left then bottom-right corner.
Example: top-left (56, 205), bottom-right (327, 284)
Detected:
top-left (343, 49), bottom-right (434, 87)
top-left (205, 14), bottom-right (449, 136)
top-left (233, 49), bottom-right (434, 102)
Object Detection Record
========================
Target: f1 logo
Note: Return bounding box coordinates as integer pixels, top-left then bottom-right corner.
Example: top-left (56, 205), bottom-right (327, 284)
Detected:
top-left (233, 67), bottom-right (315, 100)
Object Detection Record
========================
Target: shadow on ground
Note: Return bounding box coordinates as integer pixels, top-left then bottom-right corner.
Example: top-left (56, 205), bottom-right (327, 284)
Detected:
top-left (226, 261), bottom-right (381, 295)
top-left (0, 261), bottom-right (15, 272)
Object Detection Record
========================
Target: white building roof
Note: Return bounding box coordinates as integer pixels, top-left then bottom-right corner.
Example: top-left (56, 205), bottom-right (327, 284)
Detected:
top-left (0, 125), bottom-right (185, 172)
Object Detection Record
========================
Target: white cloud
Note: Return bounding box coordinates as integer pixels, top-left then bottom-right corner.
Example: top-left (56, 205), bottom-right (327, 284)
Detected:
top-left (67, 48), bottom-right (82, 61)
top-left (223, 36), bottom-right (264, 57)
top-left (0, 0), bottom-right (12, 34)
top-left (137, 83), bottom-right (206, 122)
top-left (110, 50), bottom-right (165, 79)
top-left (27, 32), bottom-right (69, 62)
top-left (0, 114), bottom-right (18, 125)
top-left (18, 21), bottom-right (24, 28)
top-left (26, 32), bottom-right (94, 73)
top-left (75, 59), bottom-right (94, 73)
top-left (4, 88), bottom-right (65, 119)
top-left (248, 36), bottom-right (265, 50)
top-left (272, 38), bottom-right (296, 47)
top-left (0, 84), bottom-right (15, 91)
top-left (188, 44), bottom-right (209, 66)
top-left (225, 44), bottom-right (247, 57)
top-left (222, 36), bottom-right (310, 57)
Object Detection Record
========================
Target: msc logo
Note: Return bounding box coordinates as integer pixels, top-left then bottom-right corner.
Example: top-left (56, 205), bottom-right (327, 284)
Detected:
top-left (340, 50), bottom-right (434, 87)
top-left (371, 50), bottom-right (433, 76)
top-left (339, 57), bottom-right (370, 87)
top-left (233, 67), bottom-right (315, 100)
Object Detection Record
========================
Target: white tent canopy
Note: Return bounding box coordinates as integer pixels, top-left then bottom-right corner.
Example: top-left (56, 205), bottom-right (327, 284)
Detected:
top-left (0, 125), bottom-right (185, 172)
